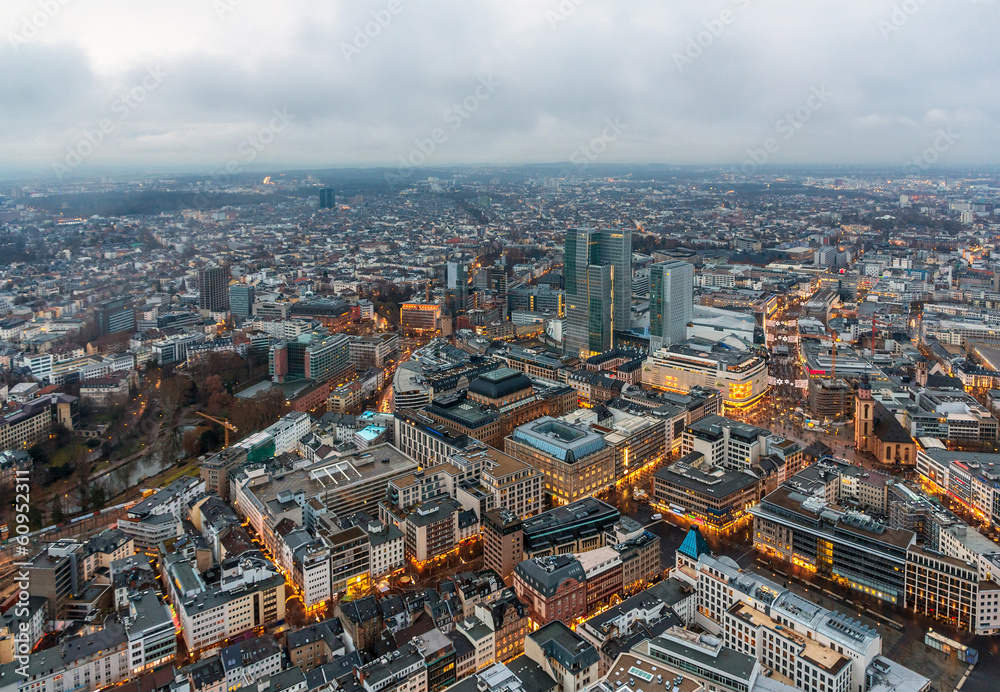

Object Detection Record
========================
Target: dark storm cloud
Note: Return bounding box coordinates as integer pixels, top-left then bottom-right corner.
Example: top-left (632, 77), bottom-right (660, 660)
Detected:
top-left (1, 0), bottom-right (998, 177)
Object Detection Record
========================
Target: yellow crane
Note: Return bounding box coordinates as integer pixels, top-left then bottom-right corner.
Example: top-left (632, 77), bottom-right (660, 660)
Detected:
top-left (195, 411), bottom-right (238, 448)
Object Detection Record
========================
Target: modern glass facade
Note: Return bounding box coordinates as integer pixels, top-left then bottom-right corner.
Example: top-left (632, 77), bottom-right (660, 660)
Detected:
top-left (564, 227), bottom-right (630, 358)
top-left (649, 260), bottom-right (694, 349)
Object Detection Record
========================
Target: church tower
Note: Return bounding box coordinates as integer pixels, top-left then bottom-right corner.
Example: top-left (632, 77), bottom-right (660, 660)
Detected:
top-left (854, 375), bottom-right (873, 452)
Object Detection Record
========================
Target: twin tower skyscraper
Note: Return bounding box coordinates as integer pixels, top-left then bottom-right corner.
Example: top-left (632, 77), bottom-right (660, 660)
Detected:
top-left (563, 227), bottom-right (693, 358)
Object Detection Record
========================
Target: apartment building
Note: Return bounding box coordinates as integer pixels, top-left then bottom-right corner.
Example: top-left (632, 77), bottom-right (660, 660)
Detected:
top-left (522, 622), bottom-right (599, 692)
top-left (673, 546), bottom-right (881, 692)
top-left (221, 636), bottom-right (283, 691)
top-left (174, 559), bottom-right (286, 654)
top-left (286, 620), bottom-right (346, 673)
top-left (476, 447), bottom-right (544, 519)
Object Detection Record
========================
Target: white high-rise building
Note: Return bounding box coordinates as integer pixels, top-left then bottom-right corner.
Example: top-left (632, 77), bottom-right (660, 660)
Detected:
top-left (648, 260), bottom-right (693, 351)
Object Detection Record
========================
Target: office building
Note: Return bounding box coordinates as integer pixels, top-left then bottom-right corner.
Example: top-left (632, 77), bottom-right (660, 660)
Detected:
top-left (560, 408), bottom-right (666, 482)
top-left (564, 227), bottom-right (631, 358)
top-left (681, 415), bottom-right (772, 474)
top-left (198, 266), bottom-right (230, 312)
top-left (232, 444), bottom-right (417, 543)
top-left (402, 302), bottom-right (443, 333)
top-left (173, 558), bottom-right (285, 654)
top-left (270, 332), bottom-right (352, 384)
top-left (917, 442), bottom-right (1000, 530)
top-left (97, 298), bottom-right (136, 336)
top-left (319, 188), bottom-right (335, 209)
top-left (641, 340), bottom-right (769, 409)
top-left (349, 332), bottom-right (399, 369)
top-left (478, 447), bottom-right (545, 520)
top-left (0, 393), bottom-right (79, 451)
top-left (229, 284), bottom-right (255, 318)
top-left (513, 555), bottom-right (588, 626)
top-left (394, 409), bottom-right (487, 468)
top-left (652, 452), bottom-right (762, 532)
top-left (752, 480), bottom-right (915, 604)
top-left (123, 590), bottom-right (177, 675)
top-left (641, 628), bottom-right (760, 692)
top-left (601, 228), bottom-right (632, 335)
top-left (508, 286), bottom-right (564, 317)
top-left (200, 446), bottom-right (249, 502)
top-left (518, 497), bottom-right (621, 559)
top-left (505, 416), bottom-right (614, 506)
top-left (649, 260), bottom-right (694, 351)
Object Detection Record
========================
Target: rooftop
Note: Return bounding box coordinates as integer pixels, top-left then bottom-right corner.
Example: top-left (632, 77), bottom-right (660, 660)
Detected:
top-left (510, 416), bottom-right (607, 463)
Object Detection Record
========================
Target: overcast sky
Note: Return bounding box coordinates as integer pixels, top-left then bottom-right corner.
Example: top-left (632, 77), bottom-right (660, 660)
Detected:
top-left (2, 0), bottom-right (998, 178)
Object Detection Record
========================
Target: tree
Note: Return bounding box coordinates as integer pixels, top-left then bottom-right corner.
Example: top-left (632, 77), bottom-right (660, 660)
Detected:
top-left (75, 464), bottom-right (92, 512)
top-left (183, 429), bottom-right (203, 456)
top-left (27, 505), bottom-right (44, 531)
top-left (90, 486), bottom-right (106, 510)
top-left (51, 496), bottom-right (65, 524)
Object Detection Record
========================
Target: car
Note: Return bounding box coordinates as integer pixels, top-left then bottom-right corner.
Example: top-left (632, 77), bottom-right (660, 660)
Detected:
top-left (651, 513), bottom-right (663, 520)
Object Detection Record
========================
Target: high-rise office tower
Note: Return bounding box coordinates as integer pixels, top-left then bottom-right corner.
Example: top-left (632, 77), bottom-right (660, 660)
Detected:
top-left (564, 227), bottom-right (631, 358)
top-left (648, 260), bottom-right (694, 352)
top-left (198, 266), bottom-right (230, 312)
top-left (97, 297), bottom-right (136, 336)
top-left (229, 284), bottom-right (255, 318)
top-left (600, 228), bottom-right (632, 334)
top-left (444, 262), bottom-right (469, 314)
top-left (319, 188), bottom-right (336, 209)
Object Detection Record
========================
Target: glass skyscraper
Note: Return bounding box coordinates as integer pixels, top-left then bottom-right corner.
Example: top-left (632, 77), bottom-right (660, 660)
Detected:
top-left (563, 227), bottom-right (631, 358)
top-left (649, 260), bottom-right (694, 351)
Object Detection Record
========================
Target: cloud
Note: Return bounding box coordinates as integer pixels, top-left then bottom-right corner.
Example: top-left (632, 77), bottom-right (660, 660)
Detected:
top-left (1, 0), bottom-right (998, 176)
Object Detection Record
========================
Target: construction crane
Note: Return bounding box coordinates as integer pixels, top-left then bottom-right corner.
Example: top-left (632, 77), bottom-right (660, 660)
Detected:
top-left (826, 325), bottom-right (839, 380)
top-left (195, 411), bottom-right (238, 448)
